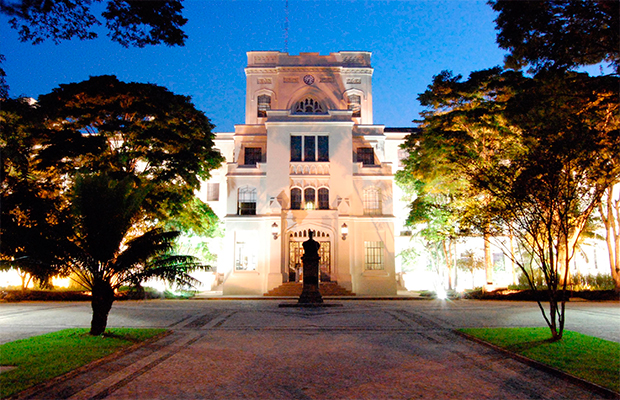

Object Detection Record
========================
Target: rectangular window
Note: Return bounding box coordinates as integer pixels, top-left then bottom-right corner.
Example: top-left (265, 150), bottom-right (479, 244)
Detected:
top-left (364, 241), bottom-right (384, 270)
top-left (235, 242), bottom-right (257, 271)
top-left (238, 187), bottom-right (257, 215)
top-left (363, 187), bottom-right (382, 215)
top-left (358, 148), bottom-right (375, 166)
top-left (317, 136), bottom-right (329, 161)
top-left (290, 135), bottom-right (329, 162)
top-left (244, 147), bottom-right (262, 166)
top-left (304, 136), bottom-right (316, 162)
top-left (206, 182), bottom-right (219, 201)
top-left (257, 95), bottom-right (271, 118)
top-left (348, 95), bottom-right (361, 118)
top-left (291, 136), bottom-right (302, 161)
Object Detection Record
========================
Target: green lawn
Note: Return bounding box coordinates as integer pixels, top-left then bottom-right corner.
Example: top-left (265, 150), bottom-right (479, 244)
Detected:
top-left (460, 327), bottom-right (620, 393)
top-left (0, 328), bottom-right (167, 398)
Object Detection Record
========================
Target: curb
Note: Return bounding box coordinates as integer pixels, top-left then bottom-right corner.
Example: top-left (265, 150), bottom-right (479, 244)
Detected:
top-left (454, 330), bottom-right (620, 400)
top-left (8, 330), bottom-right (172, 400)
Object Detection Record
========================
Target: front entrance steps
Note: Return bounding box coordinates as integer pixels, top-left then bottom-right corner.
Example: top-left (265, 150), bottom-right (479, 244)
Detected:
top-left (265, 282), bottom-right (355, 297)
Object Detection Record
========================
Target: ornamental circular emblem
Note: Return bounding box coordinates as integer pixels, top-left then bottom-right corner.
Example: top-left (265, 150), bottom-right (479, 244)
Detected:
top-left (303, 74), bottom-right (315, 85)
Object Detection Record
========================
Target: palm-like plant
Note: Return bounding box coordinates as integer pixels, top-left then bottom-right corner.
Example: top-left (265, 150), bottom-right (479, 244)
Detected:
top-left (63, 174), bottom-right (206, 335)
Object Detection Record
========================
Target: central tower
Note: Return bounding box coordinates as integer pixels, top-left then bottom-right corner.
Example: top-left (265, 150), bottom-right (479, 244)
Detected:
top-left (211, 52), bottom-right (404, 296)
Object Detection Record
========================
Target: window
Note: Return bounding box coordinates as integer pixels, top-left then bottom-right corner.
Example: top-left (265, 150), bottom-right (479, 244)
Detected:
top-left (304, 187), bottom-right (316, 210)
top-left (293, 97), bottom-right (326, 114)
top-left (364, 241), bottom-right (384, 270)
top-left (257, 95), bottom-right (271, 118)
top-left (244, 148), bottom-right (262, 166)
top-left (238, 187), bottom-right (257, 215)
top-left (363, 187), bottom-right (382, 215)
top-left (235, 242), bottom-right (257, 271)
top-left (304, 136), bottom-right (315, 161)
top-left (318, 188), bottom-right (329, 210)
top-left (291, 135), bottom-right (329, 162)
top-left (358, 147), bottom-right (375, 166)
top-left (317, 136), bottom-right (329, 161)
top-left (348, 94), bottom-right (361, 118)
top-left (291, 187), bottom-right (302, 210)
top-left (290, 136), bottom-right (302, 161)
top-left (206, 182), bottom-right (219, 201)
top-left (291, 187), bottom-right (328, 210)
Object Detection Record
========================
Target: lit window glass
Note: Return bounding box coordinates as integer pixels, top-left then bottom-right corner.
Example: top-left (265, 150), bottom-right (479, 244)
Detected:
top-left (364, 241), bottom-right (384, 270)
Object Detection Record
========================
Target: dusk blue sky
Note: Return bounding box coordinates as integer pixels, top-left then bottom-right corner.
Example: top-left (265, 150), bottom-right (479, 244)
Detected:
top-left (1, 0), bottom-right (507, 132)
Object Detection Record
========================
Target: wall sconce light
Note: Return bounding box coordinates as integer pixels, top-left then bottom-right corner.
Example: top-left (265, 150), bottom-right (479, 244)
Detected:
top-left (341, 223), bottom-right (348, 240)
top-left (272, 222), bottom-right (279, 240)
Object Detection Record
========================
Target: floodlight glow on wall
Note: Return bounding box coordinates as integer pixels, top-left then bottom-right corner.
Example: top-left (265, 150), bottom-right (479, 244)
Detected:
top-left (271, 222), bottom-right (279, 240)
top-left (341, 223), bottom-right (348, 240)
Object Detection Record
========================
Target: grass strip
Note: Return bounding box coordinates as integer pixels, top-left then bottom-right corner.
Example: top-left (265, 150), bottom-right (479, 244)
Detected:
top-left (460, 327), bottom-right (620, 393)
top-left (0, 328), bottom-right (166, 398)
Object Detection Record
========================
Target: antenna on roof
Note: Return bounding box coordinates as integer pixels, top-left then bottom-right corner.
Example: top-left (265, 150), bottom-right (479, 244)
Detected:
top-left (284, 0), bottom-right (289, 53)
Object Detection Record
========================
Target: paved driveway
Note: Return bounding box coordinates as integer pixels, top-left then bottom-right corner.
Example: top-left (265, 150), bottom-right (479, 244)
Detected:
top-left (2, 299), bottom-right (618, 399)
top-left (1, 299), bottom-right (618, 344)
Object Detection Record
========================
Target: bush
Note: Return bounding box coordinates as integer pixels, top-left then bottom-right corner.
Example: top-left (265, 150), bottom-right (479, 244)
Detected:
top-left (569, 273), bottom-right (615, 291)
top-left (0, 290), bottom-right (91, 301)
top-left (116, 286), bottom-right (163, 300)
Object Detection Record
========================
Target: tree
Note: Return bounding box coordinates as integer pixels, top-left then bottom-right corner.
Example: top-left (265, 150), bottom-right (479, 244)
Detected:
top-left (489, 0), bottom-right (620, 73)
top-left (403, 68), bottom-right (619, 340)
top-left (1, 97), bottom-right (72, 288)
top-left (1, 77), bottom-right (224, 292)
top-left (0, 0), bottom-right (188, 99)
top-left (0, 0), bottom-right (187, 47)
top-left (401, 68), bottom-right (521, 288)
top-left (599, 184), bottom-right (620, 290)
top-left (34, 75), bottom-right (224, 223)
top-left (61, 173), bottom-right (206, 335)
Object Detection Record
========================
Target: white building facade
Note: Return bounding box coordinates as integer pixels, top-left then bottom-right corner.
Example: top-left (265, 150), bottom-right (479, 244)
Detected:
top-left (203, 51), bottom-right (409, 295)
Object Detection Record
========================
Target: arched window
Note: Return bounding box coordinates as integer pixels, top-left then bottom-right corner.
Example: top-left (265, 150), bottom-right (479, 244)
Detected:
top-left (291, 187), bottom-right (302, 210)
top-left (293, 97), bottom-right (326, 114)
top-left (363, 187), bottom-right (382, 215)
top-left (304, 187), bottom-right (316, 210)
top-left (348, 94), bottom-right (361, 118)
top-left (238, 187), bottom-right (257, 215)
top-left (318, 188), bottom-right (329, 210)
top-left (257, 95), bottom-right (271, 117)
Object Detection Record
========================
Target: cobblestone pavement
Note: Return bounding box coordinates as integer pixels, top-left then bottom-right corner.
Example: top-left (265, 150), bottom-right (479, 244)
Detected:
top-left (3, 299), bottom-right (618, 399)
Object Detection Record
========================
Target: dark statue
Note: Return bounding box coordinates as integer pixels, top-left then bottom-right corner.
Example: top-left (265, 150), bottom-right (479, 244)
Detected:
top-left (298, 230), bottom-right (323, 304)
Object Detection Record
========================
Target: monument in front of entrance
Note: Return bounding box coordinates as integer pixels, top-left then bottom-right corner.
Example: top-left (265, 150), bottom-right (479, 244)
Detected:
top-left (279, 230), bottom-right (341, 308)
top-left (298, 230), bottom-right (323, 304)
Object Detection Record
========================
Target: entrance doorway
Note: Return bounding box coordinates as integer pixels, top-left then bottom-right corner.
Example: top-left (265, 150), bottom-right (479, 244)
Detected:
top-left (288, 229), bottom-right (332, 282)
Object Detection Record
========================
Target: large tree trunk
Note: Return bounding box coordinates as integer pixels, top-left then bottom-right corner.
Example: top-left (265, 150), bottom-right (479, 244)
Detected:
top-left (483, 228), bottom-right (493, 287)
top-left (90, 279), bottom-right (115, 336)
top-left (442, 240), bottom-right (453, 290)
top-left (599, 185), bottom-right (620, 292)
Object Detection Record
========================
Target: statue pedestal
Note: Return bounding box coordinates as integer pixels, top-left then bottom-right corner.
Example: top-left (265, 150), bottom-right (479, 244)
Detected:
top-left (279, 231), bottom-right (341, 308)
top-left (298, 254), bottom-right (323, 304)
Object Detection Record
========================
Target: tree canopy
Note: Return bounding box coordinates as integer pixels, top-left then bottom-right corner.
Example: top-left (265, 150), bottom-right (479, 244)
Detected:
top-left (489, 0), bottom-right (620, 73)
top-left (1, 76), bottom-right (224, 286)
top-left (400, 67), bottom-right (619, 339)
top-left (35, 75), bottom-right (224, 221)
top-left (0, 0), bottom-right (188, 47)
